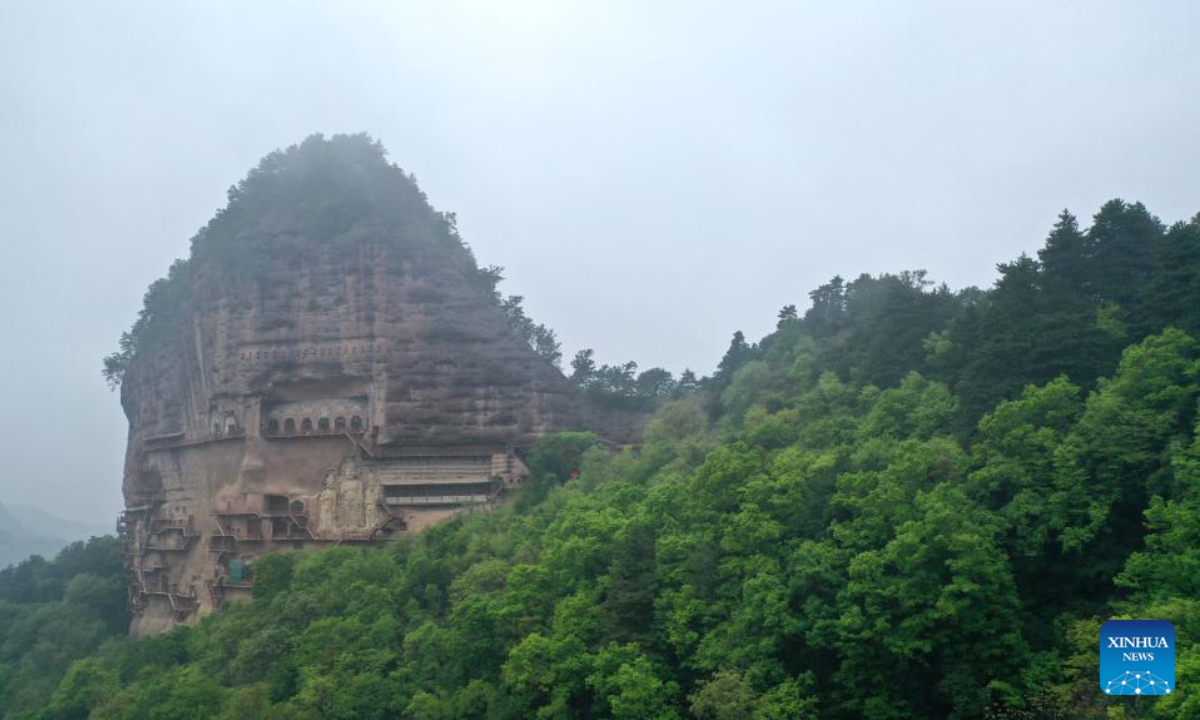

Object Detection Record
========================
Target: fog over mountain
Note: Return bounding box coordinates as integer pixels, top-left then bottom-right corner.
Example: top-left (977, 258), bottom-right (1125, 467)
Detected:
top-left (3, 4), bottom-right (1200, 717)
top-left (0, 502), bottom-right (111, 568)
top-left (1, 1), bottom-right (1199, 531)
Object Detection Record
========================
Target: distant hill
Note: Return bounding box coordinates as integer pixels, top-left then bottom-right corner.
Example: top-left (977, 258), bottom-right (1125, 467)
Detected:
top-left (0, 501), bottom-right (111, 568)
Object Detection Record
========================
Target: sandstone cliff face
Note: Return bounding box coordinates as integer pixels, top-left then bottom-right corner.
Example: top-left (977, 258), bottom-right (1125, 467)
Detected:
top-left (115, 135), bottom-right (618, 635)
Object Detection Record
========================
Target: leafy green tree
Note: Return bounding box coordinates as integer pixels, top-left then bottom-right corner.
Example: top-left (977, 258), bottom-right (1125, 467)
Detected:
top-left (252, 553), bottom-right (296, 600)
top-left (601, 521), bottom-right (658, 647)
top-left (1055, 329), bottom-right (1200, 588)
top-left (834, 485), bottom-right (1027, 719)
top-left (964, 376), bottom-right (1084, 614)
top-left (518, 432), bottom-right (600, 508)
top-left (587, 644), bottom-right (681, 720)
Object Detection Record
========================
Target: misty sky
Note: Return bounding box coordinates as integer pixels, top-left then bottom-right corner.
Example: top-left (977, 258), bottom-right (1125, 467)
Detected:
top-left (1, 1), bottom-right (1198, 523)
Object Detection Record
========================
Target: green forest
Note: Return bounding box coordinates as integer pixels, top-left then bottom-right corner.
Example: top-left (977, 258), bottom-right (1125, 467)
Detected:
top-left (6, 195), bottom-right (1200, 719)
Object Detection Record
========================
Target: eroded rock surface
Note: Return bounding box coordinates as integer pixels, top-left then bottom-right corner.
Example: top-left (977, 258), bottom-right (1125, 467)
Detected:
top-left (115, 135), bottom-right (627, 635)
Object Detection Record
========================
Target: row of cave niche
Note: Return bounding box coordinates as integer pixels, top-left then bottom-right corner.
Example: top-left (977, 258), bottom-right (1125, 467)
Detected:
top-left (264, 415), bottom-right (365, 436)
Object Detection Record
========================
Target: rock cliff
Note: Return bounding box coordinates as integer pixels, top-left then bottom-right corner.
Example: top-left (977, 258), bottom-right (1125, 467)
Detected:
top-left (113, 134), bottom-right (626, 635)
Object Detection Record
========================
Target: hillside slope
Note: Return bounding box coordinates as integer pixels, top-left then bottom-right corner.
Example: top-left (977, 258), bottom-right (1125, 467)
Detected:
top-left (2, 200), bottom-right (1199, 719)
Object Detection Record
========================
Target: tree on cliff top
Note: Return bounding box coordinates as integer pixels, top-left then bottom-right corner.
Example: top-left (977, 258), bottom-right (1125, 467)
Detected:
top-left (102, 134), bottom-right (565, 387)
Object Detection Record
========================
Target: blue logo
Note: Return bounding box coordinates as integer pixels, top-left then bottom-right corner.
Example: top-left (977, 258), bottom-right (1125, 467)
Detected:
top-left (1100, 620), bottom-right (1175, 696)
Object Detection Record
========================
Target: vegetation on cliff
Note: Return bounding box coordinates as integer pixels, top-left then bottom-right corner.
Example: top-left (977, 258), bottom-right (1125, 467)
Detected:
top-left (19, 198), bottom-right (1200, 719)
top-left (102, 134), bottom-right (569, 388)
top-left (102, 133), bottom-right (677, 407)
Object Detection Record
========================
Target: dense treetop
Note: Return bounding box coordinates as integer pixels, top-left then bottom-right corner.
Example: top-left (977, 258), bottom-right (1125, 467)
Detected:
top-left (0, 537), bottom-right (128, 718)
top-left (15, 197), bottom-right (1198, 719)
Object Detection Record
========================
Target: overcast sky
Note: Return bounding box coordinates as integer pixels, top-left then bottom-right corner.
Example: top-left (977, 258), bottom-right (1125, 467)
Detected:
top-left (1, 0), bottom-right (1198, 522)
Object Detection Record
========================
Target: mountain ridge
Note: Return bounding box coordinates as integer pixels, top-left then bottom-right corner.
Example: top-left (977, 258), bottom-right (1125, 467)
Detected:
top-left (0, 500), bottom-right (111, 568)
